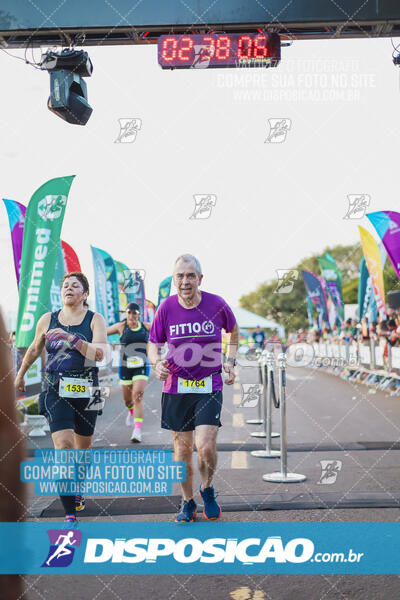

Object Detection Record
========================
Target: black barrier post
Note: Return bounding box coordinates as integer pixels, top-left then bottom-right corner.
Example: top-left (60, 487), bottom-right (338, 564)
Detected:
top-left (246, 348), bottom-right (264, 425)
top-left (262, 353), bottom-right (306, 483)
top-left (251, 351), bottom-right (280, 458)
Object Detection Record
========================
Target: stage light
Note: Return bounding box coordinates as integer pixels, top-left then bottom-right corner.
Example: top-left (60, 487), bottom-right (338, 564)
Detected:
top-left (41, 49), bottom-right (93, 125)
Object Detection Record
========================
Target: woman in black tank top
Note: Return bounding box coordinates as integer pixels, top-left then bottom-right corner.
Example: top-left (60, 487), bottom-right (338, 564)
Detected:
top-left (107, 302), bottom-right (151, 443)
top-left (15, 272), bottom-right (107, 527)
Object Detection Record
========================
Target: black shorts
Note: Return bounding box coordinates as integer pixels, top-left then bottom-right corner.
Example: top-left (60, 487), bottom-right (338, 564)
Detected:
top-left (119, 362), bottom-right (150, 384)
top-left (39, 372), bottom-right (101, 436)
top-left (161, 391), bottom-right (223, 432)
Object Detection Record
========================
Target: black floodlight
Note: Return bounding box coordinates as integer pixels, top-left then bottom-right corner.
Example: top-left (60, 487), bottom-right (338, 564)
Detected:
top-left (42, 49), bottom-right (93, 125)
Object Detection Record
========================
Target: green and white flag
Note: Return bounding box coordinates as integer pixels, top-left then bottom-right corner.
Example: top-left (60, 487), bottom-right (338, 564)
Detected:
top-left (16, 176), bottom-right (75, 347)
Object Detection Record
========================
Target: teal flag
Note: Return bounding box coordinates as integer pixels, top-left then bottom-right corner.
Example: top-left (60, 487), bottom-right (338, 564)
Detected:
top-left (16, 176), bottom-right (74, 347)
top-left (96, 248), bottom-right (120, 342)
top-left (91, 246), bottom-right (107, 320)
top-left (157, 276), bottom-right (172, 307)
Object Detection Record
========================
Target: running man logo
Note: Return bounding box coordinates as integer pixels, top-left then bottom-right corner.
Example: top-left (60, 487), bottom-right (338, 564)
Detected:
top-left (264, 118), bottom-right (291, 143)
top-left (37, 195), bottom-right (67, 221)
top-left (317, 460), bottom-right (342, 485)
top-left (192, 44), bottom-right (215, 69)
top-left (343, 194), bottom-right (370, 219)
top-left (275, 269), bottom-right (298, 294)
top-left (123, 269), bottom-right (145, 294)
top-left (42, 529), bottom-right (82, 568)
top-left (230, 588), bottom-right (265, 600)
top-left (115, 118), bottom-right (142, 143)
top-left (189, 194), bottom-right (217, 220)
top-left (86, 387), bottom-right (110, 411)
top-left (240, 383), bottom-right (262, 407)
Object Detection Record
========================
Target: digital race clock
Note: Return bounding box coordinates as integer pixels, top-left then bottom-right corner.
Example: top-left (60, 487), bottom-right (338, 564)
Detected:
top-left (158, 33), bottom-right (281, 70)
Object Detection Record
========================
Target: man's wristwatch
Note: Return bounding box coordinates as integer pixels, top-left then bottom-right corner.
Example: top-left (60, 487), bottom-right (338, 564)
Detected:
top-left (225, 357), bottom-right (237, 367)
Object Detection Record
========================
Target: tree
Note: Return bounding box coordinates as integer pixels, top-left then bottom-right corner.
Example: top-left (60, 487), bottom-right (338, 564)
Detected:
top-left (239, 243), bottom-right (400, 333)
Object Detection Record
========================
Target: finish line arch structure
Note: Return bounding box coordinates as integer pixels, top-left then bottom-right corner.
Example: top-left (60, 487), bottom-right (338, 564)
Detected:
top-left (0, 1), bottom-right (399, 48)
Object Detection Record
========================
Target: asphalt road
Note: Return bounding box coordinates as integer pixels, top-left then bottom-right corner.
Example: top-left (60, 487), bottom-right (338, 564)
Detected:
top-left (21, 363), bottom-right (400, 599)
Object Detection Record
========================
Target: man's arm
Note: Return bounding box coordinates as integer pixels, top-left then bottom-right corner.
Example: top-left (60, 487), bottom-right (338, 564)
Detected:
top-left (223, 323), bottom-right (239, 385)
top-left (147, 340), bottom-right (161, 367)
top-left (147, 341), bottom-right (170, 381)
top-left (225, 323), bottom-right (239, 360)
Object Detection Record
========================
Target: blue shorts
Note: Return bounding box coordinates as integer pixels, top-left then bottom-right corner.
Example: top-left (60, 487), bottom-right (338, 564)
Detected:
top-left (161, 391), bottom-right (222, 432)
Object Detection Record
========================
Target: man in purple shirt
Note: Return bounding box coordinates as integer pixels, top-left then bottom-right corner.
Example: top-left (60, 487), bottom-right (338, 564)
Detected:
top-left (148, 254), bottom-right (238, 523)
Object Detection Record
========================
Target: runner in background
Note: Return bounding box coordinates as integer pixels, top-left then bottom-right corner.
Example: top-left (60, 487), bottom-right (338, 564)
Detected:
top-left (252, 325), bottom-right (265, 349)
top-left (15, 272), bottom-right (107, 527)
top-left (107, 302), bottom-right (151, 443)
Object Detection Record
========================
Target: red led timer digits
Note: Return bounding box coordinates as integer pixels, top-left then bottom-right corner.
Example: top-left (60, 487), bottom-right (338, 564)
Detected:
top-left (161, 34), bottom-right (270, 64)
top-left (238, 35), bottom-right (269, 58)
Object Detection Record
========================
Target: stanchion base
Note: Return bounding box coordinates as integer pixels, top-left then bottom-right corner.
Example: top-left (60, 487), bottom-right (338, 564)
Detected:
top-left (251, 450), bottom-right (281, 458)
top-left (262, 472), bottom-right (307, 483)
top-left (251, 431), bottom-right (266, 438)
top-left (246, 419), bottom-right (264, 425)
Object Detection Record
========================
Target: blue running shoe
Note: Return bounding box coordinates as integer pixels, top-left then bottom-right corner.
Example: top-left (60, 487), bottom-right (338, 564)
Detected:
top-left (200, 485), bottom-right (221, 520)
top-left (175, 499), bottom-right (197, 523)
top-left (75, 495), bottom-right (85, 512)
top-left (63, 514), bottom-right (78, 529)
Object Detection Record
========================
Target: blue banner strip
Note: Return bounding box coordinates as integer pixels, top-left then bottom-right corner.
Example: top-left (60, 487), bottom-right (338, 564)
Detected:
top-left (0, 522), bottom-right (399, 574)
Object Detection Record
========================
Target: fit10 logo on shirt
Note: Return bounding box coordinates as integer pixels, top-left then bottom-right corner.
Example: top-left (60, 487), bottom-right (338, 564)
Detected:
top-left (169, 321), bottom-right (215, 337)
top-left (42, 529), bottom-right (82, 568)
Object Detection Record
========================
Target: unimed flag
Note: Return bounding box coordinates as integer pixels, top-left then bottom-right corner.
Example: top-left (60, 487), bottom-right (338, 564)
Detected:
top-left (49, 241), bottom-right (65, 312)
top-left (16, 176), bottom-right (74, 347)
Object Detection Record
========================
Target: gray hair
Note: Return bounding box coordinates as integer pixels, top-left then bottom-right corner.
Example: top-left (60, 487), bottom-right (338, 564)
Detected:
top-left (174, 254), bottom-right (202, 276)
